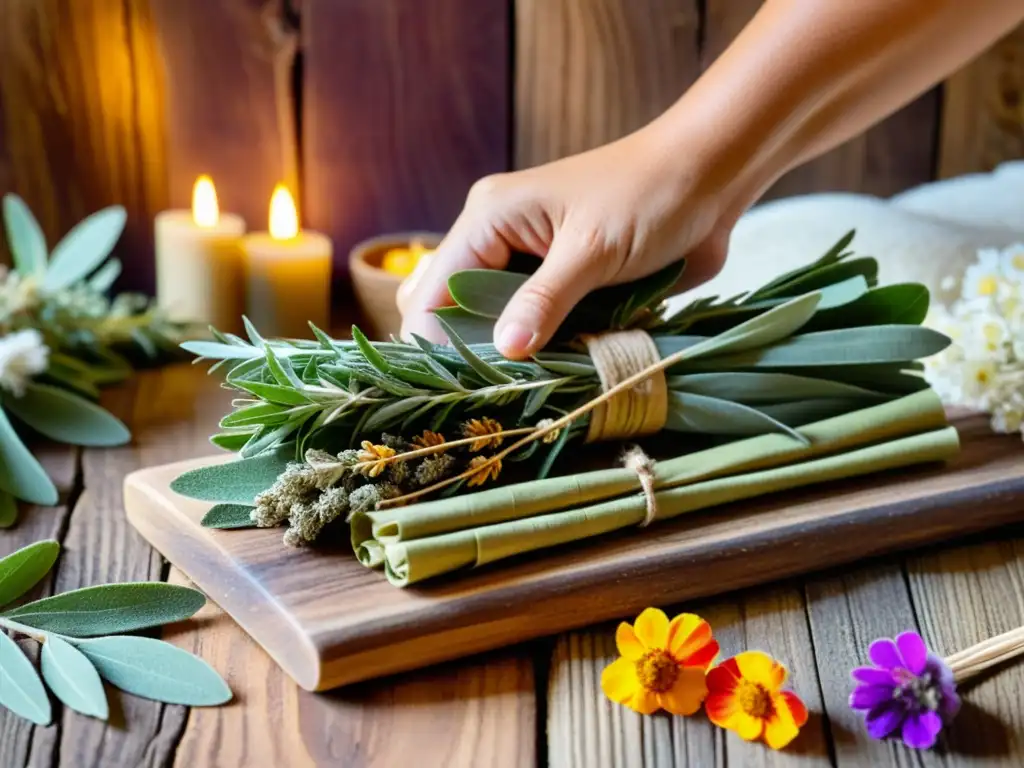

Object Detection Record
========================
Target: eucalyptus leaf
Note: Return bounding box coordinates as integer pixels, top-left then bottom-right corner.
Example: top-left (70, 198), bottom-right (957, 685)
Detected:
top-left (43, 205), bottom-right (127, 292)
top-left (201, 504), bottom-right (256, 529)
top-left (4, 383), bottom-right (130, 447)
top-left (172, 443), bottom-right (293, 503)
top-left (666, 392), bottom-right (806, 442)
top-left (3, 194), bottom-right (48, 277)
top-left (0, 540), bottom-right (59, 608)
top-left (667, 372), bottom-right (887, 404)
top-left (74, 635), bottom-right (231, 706)
top-left (3, 582), bottom-right (206, 637)
top-left (0, 491), bottom-right (16, 529)
top-left (41, 635), bottom-right (109, 719)
top-left (0, 406), bottom-right (58, 505)
top-left (0, 628), bottom-right (51, 725)
top-left (803, 284), bottom-right (931, 331)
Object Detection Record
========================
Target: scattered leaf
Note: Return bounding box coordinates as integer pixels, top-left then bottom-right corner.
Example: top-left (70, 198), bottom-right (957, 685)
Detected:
top-left (0, 540), bottom-right (59, 608)
top-left (41, 635), bottom-right (109, 719)
top-left (0, 406), bottom-right (58, 505)
top-left (201, 504), bottom-right (256, 529)
top-left (0, 628), bottom-right (52, 725)
top-left (4, 383), bottom-right (130, 447)
top-left (3, 194), bottom-right (48, 278)
top-left (43, 205), bottom-right (126, 291)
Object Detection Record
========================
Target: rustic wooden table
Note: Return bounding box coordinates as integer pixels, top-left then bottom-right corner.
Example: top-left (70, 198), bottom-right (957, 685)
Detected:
top-left (2, 363), bottom-right (1022, 768)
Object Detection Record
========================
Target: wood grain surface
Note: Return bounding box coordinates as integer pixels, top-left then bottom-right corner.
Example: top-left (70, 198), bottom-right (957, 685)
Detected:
top-left (149, 0), bottom-right (298, 233)
top-left (938, 21), bottom-right (1024, 179)
top-left (0, 0), bottom-right (168, 291)
top-left (302, 0), bottom-right (510, 285)
top-left (125, 405), bottom-right (1024, 693)
top-left (514, 0), bottom-right (702, 169)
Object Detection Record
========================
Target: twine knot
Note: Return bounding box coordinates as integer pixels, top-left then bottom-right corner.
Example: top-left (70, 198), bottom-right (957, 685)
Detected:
top-left (622, 446), bottom-right (659, 527)
top-left (583, 330), bottom-right (668, 443)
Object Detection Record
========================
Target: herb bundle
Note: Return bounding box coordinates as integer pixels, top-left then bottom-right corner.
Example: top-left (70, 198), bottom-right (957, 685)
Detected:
top-left (174, 231), bottom-right (954, 564)
top-left (0, 540), bottom-right (230, 724)
top-left (0, 195), bottom-right (185, 524)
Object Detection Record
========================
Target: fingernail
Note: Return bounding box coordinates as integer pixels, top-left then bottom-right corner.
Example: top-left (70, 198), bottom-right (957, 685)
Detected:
top-left (496, 322), bottom-right (536, 358)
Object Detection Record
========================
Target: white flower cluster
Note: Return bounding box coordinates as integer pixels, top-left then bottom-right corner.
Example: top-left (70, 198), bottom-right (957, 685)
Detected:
top-left (0, 328), bottom-right (49, 397)
top-left (924, 244), bottom-right (1024, 435)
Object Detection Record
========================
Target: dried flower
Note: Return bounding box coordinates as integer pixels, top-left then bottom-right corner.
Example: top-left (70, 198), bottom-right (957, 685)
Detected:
top-left (304, 449), bottom-right (348, 489)
top-left (0, 328), bottom-right (49, 397)
top-left (462, 417), bottom-right (504, 451)
top-left (849, 631), bottom-right (959, 749)
top-left (466, 455), bottom-right (502, 487)
top-left (387, 457), bottom-right (410, 487)
top-left (283, 486), bottom-right (350, 547)
top-left (381, 433), bottom-right (411, 452)
top-left (535, 419), bottom-right (561, 444)
top-left (706, 651), bottom-right (808, 750)
top-left (414, 453), bottom-right (456, 486)
top-left (413, 430), bottom-right (446, 448)
top-left (600, 608), bottom-right (718, 716)
top-left (251, 463), bottom-right (318, 528)
top-left (355, 441), bottom-right (396, 477)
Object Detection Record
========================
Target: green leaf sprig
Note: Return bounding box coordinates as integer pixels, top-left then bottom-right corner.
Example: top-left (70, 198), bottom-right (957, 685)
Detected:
top-left (0, 195), bottom-right (190, 524)
top-left (0, 540), bottom-right (231, 724)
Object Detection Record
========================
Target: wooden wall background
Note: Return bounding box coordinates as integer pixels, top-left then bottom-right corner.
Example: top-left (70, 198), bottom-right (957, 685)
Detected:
top-left (0, 0), bottom-right (1021, 295)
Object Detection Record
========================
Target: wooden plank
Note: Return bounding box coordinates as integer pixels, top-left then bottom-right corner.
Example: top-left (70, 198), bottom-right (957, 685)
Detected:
top-left (546, 586), bottom-right (830, 766)
top-left (164, 571), bottom-right (536, 768)
top-left (0, 446), bottom-right (79, 768)
top-left (804, 565), bottom-right (933, 768)
top-left (125, 411), bottom-right (1024, 692)
top-left (938, 22), bottom-right (1024, 178)
top-left (148, 0), bottom-right (296, 234)
top-left (0, 0), bottom-right (168, 292)
top-left (45, 367), bottom-right (230, 767)
top-left (703, 0), bottom-right (939, 200)
top-left (514, 0), bottom-right (701, 169)
top-left (906, 534), bottom-right (1024, 761)
top-left (302, 0), bottom-right (509, 285)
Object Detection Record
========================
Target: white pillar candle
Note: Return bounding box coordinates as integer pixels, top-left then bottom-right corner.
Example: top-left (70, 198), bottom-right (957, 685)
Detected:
top-left (242, 185), bottom-right (332, 339)
top-left (154, 176), bottom-right (246, 332)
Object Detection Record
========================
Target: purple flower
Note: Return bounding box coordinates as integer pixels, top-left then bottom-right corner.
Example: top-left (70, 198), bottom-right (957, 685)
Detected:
top-left (849, 631), bottom-right (960, 749)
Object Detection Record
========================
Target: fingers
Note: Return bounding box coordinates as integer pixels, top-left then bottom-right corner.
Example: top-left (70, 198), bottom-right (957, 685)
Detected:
top-left (398, 214), bottom-right (510, 343)
top-left (494, 230), bottom-right (600, 359)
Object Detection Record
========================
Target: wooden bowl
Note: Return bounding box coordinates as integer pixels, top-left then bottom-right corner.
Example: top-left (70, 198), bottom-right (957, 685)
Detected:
top-left (348, 232), bottom-right (443, 340)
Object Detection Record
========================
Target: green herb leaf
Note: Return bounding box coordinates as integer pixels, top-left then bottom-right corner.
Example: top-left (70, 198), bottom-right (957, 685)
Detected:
top-left (3, 583), bottom-right (206, 637)
top-left (0, 406), bottom-right (58, 505)
top-left (4, 383), bottom-right (130, 447)
top-left (201, 504), bottom-right (256, 529)
top-left (74, 635), bottom-right (231, 706)
top-left (43, 205), bottom-right (126, 292)
top-left (181, 341), bottom-right (263, 360)
top-left (0, 540), bottom-right (59, 609)
top-left (432, 307), bottom-right (497, 345)
top-left (210, 431), bottom-right (256, 452)
top-left (41, 635), bottom-right (109, 719)
top-left (242, 316), bottom-right (266, 348)
top-left (352, 325), bottom-right (392, 374)
top-left (3, 194), bottom-right (48, 277)
top-left (364, 397), bottom-right (432, 433)
top-left (667, 372), bottom-right (887, 404)
top-left (666, 392), bottom-right (807, 442)
top-left (88, 258), bottom-right (122, 293)
top-left (264, 346), bottom-right (304, 389)
top-left (232, 378), bottom-right (311, 406)
top-left (802, 284), bottom-right (931, 331)
top-left (434, 315), bottom-right (515, 385)
top-left (219, 402), bottom-right (290, 429)
top-left (0, 491), bottom-right (16, 529)
top-left (171, 443), bottom-right (293, 503)
top-left (0, 628), bottom-right (51, 725)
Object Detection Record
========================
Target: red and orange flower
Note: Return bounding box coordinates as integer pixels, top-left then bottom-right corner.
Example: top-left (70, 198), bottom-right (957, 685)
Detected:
top-left (705, 651), bottom-right (808, 749)
top-left (601, 608), bottom-right (719, 716)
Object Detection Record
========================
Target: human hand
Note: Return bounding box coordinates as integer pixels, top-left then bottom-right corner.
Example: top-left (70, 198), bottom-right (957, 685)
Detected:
top-left (396, 128), bottom-right (738, 359)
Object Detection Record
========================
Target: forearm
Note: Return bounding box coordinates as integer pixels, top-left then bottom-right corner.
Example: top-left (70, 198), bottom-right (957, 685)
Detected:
top-left (646, 0), bottom-right (1024, 207)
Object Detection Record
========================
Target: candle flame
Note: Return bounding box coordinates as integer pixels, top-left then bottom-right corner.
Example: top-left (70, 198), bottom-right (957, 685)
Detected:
top-left (192, 175), bottom-right (219, 228)
top-left (269, 184), bottom-right (299, 240)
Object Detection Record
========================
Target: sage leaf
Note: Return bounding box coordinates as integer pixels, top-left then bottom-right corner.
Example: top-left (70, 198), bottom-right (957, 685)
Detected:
top-left (201, 504), bottom-right (255, 529)
top-left (171, 443), bottom-right (293, 503)
top-left (0, 540), bottom-right (58, 608)
top-left (0, 629), bottom-right (51, 725)
top-left (74, 636), bottom-right (231, 706)
top-left (210, 431), bottom-right (255, 452)
top-left (431, 307), bottom-right (496, 345)
top-left (240, 419), bottom-right (304, 458)
top-left (447, 269), bottom-right (527, 318)
top-left (0, 406), bottom-right (58, 505)
top-left (434, 315), bottom-right (514, 385)
top-left (4, 383), bottom-right (130, 447)
top-left (43, 205), bottom-right (126, 292)
top-left (3, 583), bottom-right (206, 637)
top-left (180, 341), bottom-right (263, 360)
top-left (0, 491), bottom-right (16, 529)
top-left (41, 635), bottom-right (109, 719)
top-left (666, 392), bottom-right (806, 442)
top-left (667, 372), bottom-right (887, 404)
top-left (364, 397), bottom-right (432, 432)
top-left (88, 258), bottom-right (122, 293)
top-left (803, 284), bottom-right (930, 331)
top-left (3, 194), bottom-right (48, 277)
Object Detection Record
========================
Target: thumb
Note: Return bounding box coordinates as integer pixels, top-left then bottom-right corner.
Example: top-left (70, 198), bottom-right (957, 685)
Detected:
top-left (494, 233), bottom-right (599, 359)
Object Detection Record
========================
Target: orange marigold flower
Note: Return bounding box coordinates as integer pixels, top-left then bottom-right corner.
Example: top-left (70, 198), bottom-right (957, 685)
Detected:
top-left (413, 430), bottom-right (446, 448)
top-left (600, 608), bottom-right (719, 716)
top-left (462, 417), bottom-right (504, 451)
top-left (466, 455), bottom-right (502, 487)
top-left (705, 651), bottom-right (808, 750)
top-left (355, 440), bottom-right (396, 478)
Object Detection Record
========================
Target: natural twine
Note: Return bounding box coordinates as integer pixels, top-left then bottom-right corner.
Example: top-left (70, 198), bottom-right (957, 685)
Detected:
top-left (583, 330), bottom-right (668, 443)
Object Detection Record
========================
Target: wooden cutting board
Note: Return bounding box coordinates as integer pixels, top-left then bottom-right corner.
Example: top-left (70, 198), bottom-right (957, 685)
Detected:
top-left (124, 411), bottom-right (1024, 692)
